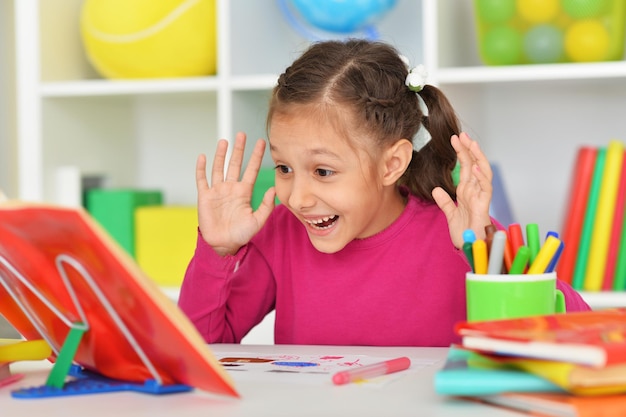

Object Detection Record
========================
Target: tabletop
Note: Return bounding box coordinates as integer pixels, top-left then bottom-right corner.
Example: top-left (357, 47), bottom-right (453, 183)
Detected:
top-left (3, 344), bottom-right (521, 417)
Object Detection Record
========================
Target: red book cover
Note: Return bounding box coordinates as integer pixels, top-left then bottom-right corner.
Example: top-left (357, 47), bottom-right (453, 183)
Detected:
top-left (455, 309), bottom-right (626, 368)
top-left (0, 201), bottom-right (238, 397)
top-left (557, 147), bottom-right (597, 285)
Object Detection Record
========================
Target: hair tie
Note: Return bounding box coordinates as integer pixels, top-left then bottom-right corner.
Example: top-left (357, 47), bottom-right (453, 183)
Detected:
top-left (402, 62), bottom-right (431, 151)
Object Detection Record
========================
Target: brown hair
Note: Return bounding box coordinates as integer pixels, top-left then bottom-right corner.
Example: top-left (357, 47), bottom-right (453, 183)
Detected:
top-left (267, 39), bottom-right (460, 202)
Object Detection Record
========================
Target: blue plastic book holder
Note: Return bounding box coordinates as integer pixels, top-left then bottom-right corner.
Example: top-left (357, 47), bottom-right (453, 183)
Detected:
top-left (12, 365), bottom-right (193, 398)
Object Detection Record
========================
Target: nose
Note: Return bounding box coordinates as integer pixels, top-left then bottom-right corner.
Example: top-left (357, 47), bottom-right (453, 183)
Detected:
top-left (286, 174), bottom-right (315, 210)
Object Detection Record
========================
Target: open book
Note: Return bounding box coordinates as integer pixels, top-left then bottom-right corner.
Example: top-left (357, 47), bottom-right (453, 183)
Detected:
top-left (0, 200), bottom-right (237, 397)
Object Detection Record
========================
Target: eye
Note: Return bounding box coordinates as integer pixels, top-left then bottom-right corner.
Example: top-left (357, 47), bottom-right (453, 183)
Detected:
top-left (274, 164), bottom-right (292, 174)
top-left (315, 168), bottom-right (335, 177)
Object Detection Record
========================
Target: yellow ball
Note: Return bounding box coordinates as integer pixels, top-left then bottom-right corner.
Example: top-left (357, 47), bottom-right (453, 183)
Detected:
top-left (517, 0), bottom-right (559, 24)
top-left (81, 0), bottom-right (217, 79)
top-left (565, 20), bottom-right (610, 62)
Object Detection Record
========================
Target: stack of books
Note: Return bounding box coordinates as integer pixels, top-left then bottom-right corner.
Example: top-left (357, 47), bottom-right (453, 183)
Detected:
top-left (435, 308), bottom-right (626, 417)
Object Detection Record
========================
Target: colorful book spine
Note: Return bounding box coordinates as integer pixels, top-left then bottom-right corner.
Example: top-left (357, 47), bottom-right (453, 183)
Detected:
top-left (572, 147), bottom-right (606, 290)
top-left (604, 150), bottom-right (626, 290)
top-left (613, 189), bottom-right (626, 290)
top-left (557, 147), bottom-right (597, 285)
top-left (584, 141), bottom-right (624, 291)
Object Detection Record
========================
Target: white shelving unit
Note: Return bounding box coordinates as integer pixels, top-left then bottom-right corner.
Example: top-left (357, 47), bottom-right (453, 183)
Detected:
top-left (10, 0), bottom-right (626, 310)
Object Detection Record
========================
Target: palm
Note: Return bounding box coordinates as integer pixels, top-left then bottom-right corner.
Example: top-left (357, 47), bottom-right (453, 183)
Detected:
top-left (196, 133), bottom-right (275, 256)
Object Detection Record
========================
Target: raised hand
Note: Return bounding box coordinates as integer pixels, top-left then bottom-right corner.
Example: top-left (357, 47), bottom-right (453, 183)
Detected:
top-left (196, 132), bottom-right (276, 256)
top-left (432, 132), bottom-right (493, 248)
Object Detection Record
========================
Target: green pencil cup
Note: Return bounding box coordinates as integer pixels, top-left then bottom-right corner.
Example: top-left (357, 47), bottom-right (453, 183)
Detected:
top-left (466, 272), bottom-right (565, 322)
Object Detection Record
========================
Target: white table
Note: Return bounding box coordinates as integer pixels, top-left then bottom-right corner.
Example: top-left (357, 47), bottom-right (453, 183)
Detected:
top-left (3, 344), bottom-right (520, 417)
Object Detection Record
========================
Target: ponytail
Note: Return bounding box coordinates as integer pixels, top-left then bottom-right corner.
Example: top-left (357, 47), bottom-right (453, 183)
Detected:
top-left (399, 85), bottom-right (460, 202)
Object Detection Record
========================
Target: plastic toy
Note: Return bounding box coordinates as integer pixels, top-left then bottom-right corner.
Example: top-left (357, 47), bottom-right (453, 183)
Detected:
top-left (278, 0), bottom-right (397, 40)
top-left (80, 0), bottom-right (217, 79)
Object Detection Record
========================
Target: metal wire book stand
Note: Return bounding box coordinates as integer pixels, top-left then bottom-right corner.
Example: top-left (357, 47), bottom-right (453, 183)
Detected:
top-left (0, 254), bottom-right (192, 398)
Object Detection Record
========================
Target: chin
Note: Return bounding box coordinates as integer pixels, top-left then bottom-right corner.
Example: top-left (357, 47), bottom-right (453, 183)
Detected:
top-left (309, 238), bottom-right (347, 254)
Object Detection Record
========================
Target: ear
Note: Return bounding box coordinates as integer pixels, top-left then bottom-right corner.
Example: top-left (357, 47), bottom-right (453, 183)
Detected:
top-left (381, 139), bottom-right (413, 186)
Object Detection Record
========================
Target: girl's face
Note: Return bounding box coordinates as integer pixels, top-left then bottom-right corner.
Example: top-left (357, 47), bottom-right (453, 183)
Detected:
top-left (269, 112), bottom-right (405, 253)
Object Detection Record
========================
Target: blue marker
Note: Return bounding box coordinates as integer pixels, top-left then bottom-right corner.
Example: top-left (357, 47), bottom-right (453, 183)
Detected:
top-left (463, 229), bottom-right (477, 244)
top-left (462, 229), bottom-right (476, 272)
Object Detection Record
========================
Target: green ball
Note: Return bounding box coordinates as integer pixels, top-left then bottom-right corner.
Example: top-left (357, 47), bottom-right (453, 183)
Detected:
top-left (481, 26), bottom-right (523, 65)
top-left (475, 0), bottom-right (516, 24)
top-left (524, 24), bottom-right (565, 63)
top-left (562, 0), bottom-right (610, 19)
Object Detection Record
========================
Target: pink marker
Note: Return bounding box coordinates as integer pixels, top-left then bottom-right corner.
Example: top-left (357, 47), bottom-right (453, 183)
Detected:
top-left (332, 357), bottom-right (411, 385)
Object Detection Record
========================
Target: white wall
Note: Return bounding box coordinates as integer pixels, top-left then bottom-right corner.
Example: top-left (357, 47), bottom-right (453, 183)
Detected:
top-left (0, 0), bottom-right (16, 198)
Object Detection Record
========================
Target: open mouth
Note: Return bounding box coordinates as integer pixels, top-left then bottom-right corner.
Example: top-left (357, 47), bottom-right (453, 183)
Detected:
top-left (305, 215), bottom-right (339, 230)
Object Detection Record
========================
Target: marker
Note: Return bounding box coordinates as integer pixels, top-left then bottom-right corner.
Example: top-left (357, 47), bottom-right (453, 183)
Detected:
top-left (487, 230), bottom-right (506, 274)
top-left (509, 245), bottom-right (530, 275)
top-left (502, 230), bottom-right (513, 273)
top-left (472, 239), bottom-right (488, 274)
top-left (526, 223), bottom-right (541, 264)
top-left (508, 223), bottom-right (525, 257)
top-left (332, 357), bottom-right (411, 385)
top-left (546, 231), bottom-right (559, 239)
top-left (528, 235), bottom-right (562, 274)
top-left (544, 231), bottom-right (563, 273)
top-left (462, 229), bottom-right (476, 272)
top-left (546, 240), bottom-right (565, 273)
top-left (484, 224), bottom-right (497, 255)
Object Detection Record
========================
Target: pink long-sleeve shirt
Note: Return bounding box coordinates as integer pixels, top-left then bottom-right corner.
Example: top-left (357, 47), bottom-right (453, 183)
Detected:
top-left (179, 193), bottom-right (590, 346)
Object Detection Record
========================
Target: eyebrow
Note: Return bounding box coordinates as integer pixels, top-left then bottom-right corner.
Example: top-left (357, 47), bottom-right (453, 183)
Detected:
top-left (270, 143), bottom-right (342, 160)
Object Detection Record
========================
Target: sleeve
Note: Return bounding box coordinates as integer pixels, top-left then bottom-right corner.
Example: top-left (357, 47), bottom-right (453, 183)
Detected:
top-left (556, 279), bottom-right (592, 312)
top-left (178, 229), bottom-right (276, 343)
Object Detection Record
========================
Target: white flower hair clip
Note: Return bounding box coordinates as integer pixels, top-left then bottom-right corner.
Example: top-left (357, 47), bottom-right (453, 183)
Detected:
top-left (405, 64), bottom-right (428, 93)
top-left (399, 58), bottom-right (431, 151)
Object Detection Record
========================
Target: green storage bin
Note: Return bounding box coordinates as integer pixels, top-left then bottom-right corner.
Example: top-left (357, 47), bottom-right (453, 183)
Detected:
top-left (86, 189), bottom-right (162, 257)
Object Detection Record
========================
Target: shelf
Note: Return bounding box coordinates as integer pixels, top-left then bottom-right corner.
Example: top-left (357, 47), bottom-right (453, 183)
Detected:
top-left (437, 61), bottom-right (626, 85)
top-left (579, 292), bottom-right (626, 310)
top-left (41, 78), bottom-right (220, 97)
top-left (40, 74), bottom-right (279, 98)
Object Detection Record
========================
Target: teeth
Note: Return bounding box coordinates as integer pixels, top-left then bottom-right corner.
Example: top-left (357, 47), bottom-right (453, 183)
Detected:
top-left (305, 215), bottom-right (338, 228)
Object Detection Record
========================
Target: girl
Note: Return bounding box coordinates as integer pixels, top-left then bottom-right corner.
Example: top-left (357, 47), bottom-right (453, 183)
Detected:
top-left (179, 39), bottom-right (589, 346)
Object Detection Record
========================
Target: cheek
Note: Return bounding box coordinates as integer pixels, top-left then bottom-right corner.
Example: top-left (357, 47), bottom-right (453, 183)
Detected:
top-left (273, 179), bottom-right (289, 203)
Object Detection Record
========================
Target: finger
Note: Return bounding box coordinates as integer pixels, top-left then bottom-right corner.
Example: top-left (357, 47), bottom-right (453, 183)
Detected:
top-left (467, 140), bottom-right (493, 183)
top-left (471, 163), bottom-right (493, 195)
top-left (196, 154), bottom-right (209, 192)
top-left (211, 139), bottom-right (229, 186)
top-left (451, 134), bottom-right (473, 184)
top-left (225, 132), bottom-right (247, 182)
top-left (241, 139), bottom-right (267, 185)
top-left (432, 186), bottom-right (455, 222)
top-left (253, 187), bottom-right (277, 225)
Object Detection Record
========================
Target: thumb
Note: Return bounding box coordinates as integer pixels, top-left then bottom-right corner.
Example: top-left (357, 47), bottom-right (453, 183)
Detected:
top-left (432, 186), bottom-right (455, 222)
top-left (253, 187), bottom-right (276, 225)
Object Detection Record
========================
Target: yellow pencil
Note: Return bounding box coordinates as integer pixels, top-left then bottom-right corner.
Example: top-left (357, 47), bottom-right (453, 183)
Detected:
top-left (527, 235), bottom-right (561, 274)
top-left (472, 239), bottom-right (488, 274)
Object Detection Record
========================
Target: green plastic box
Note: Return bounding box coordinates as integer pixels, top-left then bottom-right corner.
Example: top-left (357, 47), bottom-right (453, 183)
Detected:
top-left (85, 189), bottom-right (163, 257)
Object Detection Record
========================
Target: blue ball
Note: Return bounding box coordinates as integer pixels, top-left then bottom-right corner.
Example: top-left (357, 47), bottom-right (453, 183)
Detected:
top-left (524, 24), bottom-right (564, 63)
top-left (289, 0), bottom-right (398, 34)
